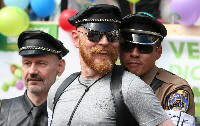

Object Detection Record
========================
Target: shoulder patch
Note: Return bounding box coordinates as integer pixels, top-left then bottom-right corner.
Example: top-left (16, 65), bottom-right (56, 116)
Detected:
top-left (166, 90), bottom-right (189, 112)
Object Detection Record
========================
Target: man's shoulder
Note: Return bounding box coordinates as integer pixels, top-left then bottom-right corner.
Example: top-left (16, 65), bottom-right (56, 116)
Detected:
top-left (122, 70), bottom-right (141, 81)
top-left (0, 95), bottom-right (25, 126)
top-left (47, 74), bottom-right (77, 110)
top-left (122, 70), bottom-right (149, 90)
top-left (1, 95), bottom-right (23, 107)
top-left (49, 78), bottom-right (66, 93)
top-left (156, 68), bottom-right (189, 86)
top-left (0, 95), bottom-right (23, 114)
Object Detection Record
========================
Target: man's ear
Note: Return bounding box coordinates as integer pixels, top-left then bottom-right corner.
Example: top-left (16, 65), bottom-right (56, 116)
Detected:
top-left (72, 30), bottom-right (80, 48)
top-left (57, 59), bottom-right (66, 76)
top-left (156, 46), bottom-right (162, 60)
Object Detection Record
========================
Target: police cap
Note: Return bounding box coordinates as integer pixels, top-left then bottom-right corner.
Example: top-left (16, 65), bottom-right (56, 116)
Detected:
top-left (68, 4), bottom-right (122, 32)
top-left (121, 13), bottom-right (167, 45)
top-left (18, 30), bottom-right (69, 57)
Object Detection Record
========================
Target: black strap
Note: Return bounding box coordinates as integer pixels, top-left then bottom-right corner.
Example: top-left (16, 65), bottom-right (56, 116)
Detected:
top-left (150, 77), bottom-right (164, 92)
top-left (110, 66), bottom-right (139, 126)
top-left (53, 72), bottom-right (80, 112)
top-left (52, 66), bottom-right (138, 125)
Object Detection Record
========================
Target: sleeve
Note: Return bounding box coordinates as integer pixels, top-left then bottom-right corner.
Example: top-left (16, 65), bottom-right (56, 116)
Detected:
top-left (165, 110), bottom-right (195, 126)
top-left (166, 90), bottom-right (189, 113)
top-left (122, 72), bottom-right (169, 126)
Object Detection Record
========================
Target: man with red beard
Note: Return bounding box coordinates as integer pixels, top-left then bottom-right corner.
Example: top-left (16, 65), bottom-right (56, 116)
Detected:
top-left (120, 13), bottom-right (195, 125)
top-left (47, 4), bottom-right (175, 126)
top-left (0, 30), bottom-right (68, 126)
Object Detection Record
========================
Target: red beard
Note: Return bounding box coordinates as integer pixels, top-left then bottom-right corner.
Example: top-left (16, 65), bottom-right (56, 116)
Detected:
top-left (80, 41), bottom-right (119, 75)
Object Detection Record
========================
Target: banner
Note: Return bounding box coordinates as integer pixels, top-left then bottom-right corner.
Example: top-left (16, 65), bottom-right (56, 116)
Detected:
top-left (0, 23), bottom-right (58, 99)
top-left (157, 35), bottom-right (200, 116)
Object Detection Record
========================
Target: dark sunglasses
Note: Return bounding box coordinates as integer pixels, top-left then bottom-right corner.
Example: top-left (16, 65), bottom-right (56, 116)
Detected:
top-left (121, 42), bottom-right (155, 54)
top-left (77, 30), bottom-right (120, 43)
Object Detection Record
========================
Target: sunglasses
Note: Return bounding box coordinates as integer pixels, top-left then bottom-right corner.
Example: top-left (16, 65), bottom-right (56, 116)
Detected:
top-left (77, 30), bottom-right (120, 43)
top-left (121, 42), bottom-right (155, 54)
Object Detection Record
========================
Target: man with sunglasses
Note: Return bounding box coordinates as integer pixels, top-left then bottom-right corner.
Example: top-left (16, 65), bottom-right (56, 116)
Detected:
top-left (120, 13), bottom-right (195, 125)
top-left (47, 4), bottom-right (175, 126)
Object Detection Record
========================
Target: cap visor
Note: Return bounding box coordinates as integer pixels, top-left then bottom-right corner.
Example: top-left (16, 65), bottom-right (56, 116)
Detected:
top-left (82, 23), bottom-right (119, 32)
top-left (19, 50), bottom-right (52, 56)
top-left (122, 33), bottom-right (160, 45)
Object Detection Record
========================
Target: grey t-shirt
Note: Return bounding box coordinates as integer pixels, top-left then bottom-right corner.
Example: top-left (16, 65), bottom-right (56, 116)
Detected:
top-left (48, 71), bottom-right (169, 126)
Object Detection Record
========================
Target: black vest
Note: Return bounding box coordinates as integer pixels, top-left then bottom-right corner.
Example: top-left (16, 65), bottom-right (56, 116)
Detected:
top-left (0, 94), bottom-right (48, 126)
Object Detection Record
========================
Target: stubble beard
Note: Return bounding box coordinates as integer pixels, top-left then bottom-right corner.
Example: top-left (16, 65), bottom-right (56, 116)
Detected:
top-left (24, 74), bottom-right (54, 95)
top-left (79, 40), bottom-right (119, 75)
top-left (25, 81), bottom-right (48, 95)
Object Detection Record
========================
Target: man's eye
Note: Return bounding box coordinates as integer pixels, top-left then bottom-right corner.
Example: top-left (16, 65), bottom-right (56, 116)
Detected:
top-left (39, 62), bottom-right (47, 66)
top-left (23, 62), bottom-right (30, 67)
top-left (23, 62), bottom-right (29, 65)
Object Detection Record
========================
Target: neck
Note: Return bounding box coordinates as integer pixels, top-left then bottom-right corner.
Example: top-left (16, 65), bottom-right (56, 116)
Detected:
top-left (27, 91), bottom-right (47, 106)
top-left (141, 65), bottom-right (158, 85)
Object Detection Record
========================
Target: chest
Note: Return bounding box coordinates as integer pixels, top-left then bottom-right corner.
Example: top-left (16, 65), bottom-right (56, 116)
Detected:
top-left (53, 79), bottom-right (116, 125)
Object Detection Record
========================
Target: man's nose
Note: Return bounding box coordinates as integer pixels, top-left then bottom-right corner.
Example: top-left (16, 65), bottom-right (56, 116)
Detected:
top-left (98, 35), bottom-right (109, 46)
top-left (29, 64), bottom-right (39, 74)
top-left (130, 47), bottom-right (140, 57)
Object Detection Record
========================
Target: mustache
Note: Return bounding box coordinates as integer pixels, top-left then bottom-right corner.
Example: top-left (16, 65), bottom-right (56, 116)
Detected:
top-left (90, 45), bottom-right (118, 54)
top-left (127, 59), bottom-right (142, 64)
top-left (26, 74), bottom-right (43, 81)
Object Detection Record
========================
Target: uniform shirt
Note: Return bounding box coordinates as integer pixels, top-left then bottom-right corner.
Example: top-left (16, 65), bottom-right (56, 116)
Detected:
top-left (0, 91), bottom-right (48, 126)
top-left (141, 66), bottom-right (195, 116)
top-left (48, 70), bottom-right (169, 126)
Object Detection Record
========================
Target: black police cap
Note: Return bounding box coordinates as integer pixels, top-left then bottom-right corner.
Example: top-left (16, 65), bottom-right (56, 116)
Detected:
top-left (18, 30), bottom-right (69, 57)
top-left (68, 4), bottom-right (122, 32)
top-left (122, 13), bottom-right (167, 39)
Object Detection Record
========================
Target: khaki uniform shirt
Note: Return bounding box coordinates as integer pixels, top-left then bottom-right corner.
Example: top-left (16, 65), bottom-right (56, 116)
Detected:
top-left (141, 66), bottom-right (195, 116)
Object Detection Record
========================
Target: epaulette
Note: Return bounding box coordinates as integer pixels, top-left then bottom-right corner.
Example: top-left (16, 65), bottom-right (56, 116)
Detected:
top-left (156, 68), bottom-right (189, 86)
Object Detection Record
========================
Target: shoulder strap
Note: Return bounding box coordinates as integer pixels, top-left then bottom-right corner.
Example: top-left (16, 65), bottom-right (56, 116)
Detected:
top-left (110, 66), bottom-right (139, 126)
top-left (150, 77), bottom-right (164, 92)
top-left (53, 72), bottom-right (80, 112)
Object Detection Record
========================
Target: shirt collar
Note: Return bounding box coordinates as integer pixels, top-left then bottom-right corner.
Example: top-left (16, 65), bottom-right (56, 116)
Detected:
top-left (141, 66), bottom-right (159, 85)
top-left (22, 90), bottom-right (48, 116)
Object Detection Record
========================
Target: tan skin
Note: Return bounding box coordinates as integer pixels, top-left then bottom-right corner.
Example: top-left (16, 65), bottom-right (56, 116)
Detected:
top-left (22, 54), bottom-right (65, 106)
top-left (120, 44), bottom-right (162, 77)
